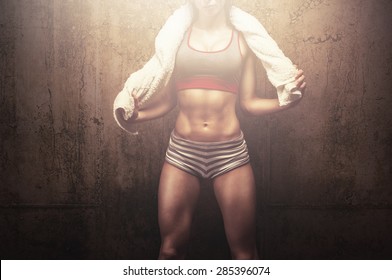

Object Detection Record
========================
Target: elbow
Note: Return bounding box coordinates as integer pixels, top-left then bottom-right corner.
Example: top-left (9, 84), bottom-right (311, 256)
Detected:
top-left (240, 100), bottom-right (257, 116)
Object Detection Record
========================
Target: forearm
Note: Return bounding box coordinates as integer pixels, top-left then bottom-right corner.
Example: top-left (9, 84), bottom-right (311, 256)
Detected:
top-left (134, 102), bottom-right (176, 123)
top-left (115, 100), bottom-right (176, 134)
top-left (241, 97), bottom-right (300, 116)
top-left (118, 77), bottom-right (177, 125)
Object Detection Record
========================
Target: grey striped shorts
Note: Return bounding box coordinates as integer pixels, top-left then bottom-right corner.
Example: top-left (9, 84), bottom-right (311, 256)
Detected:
top-left (165, 130), bottom-right (250, 179)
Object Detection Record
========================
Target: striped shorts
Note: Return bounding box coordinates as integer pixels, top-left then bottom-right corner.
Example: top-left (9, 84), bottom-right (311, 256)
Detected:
top-left (165, 130), bottom-right (250, 179)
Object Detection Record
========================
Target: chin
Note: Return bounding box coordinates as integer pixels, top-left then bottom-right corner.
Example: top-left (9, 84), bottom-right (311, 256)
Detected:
top-left (201, 6), bottom-right (222, 17)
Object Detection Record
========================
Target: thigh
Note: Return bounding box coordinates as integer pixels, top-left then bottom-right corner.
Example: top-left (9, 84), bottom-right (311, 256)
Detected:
top-left (158, 162), bottom-right (201, 244)
top-left (213, 164), bottom-right (257, 249)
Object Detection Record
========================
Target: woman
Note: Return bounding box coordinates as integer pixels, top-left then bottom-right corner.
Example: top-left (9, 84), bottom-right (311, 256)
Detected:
top-left (116, 0), bottom-right (306, 259)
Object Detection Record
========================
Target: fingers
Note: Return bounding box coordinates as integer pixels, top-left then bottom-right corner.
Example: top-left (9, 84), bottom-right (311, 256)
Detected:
top-left (295, 69), bottom-right (306, 91)
top-left (300, 82), bottom-right (306, 91)
top-left (131, 89), bottom-right (138, 100)
top-left (130, 89), bottom-right (140, 121)
top-left (131, 89), bottom-right (139, 108)
top-left (295, 69), bottom-right (304, 79)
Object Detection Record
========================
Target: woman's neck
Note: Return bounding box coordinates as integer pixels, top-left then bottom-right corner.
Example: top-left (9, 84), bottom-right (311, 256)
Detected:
top-left (193, 10), bottom-right (229, 31)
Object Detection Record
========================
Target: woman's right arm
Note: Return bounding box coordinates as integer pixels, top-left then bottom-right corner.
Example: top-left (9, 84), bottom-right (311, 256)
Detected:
top-left (115, 78), bottom-right (177, 128)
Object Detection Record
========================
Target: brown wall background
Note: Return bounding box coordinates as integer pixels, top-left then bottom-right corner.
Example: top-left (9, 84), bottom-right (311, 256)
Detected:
top-left (1, 0), bottom-right (391, 259)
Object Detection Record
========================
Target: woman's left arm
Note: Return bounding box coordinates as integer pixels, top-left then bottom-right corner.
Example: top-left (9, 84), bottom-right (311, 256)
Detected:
top-left (239, 40), bottom-right (306, 116)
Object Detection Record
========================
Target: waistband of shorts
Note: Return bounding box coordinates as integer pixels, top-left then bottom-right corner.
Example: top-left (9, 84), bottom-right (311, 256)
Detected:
top-left (171, 130), bottom-right (245, 146)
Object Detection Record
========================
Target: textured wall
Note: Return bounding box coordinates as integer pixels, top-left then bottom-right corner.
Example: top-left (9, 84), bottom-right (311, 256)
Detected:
top-left (0, 0), bottom-right (391, 259)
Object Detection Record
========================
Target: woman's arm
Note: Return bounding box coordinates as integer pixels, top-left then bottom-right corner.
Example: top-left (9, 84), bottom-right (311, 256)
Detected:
top-left (115, 78), bottom-right (177, 129)
top-left (239, 37), bottom-right (306, 116)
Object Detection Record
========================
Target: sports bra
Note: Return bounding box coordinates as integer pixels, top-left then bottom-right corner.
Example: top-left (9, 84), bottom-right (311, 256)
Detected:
top-left (174, 27), bottom-right (243, 94)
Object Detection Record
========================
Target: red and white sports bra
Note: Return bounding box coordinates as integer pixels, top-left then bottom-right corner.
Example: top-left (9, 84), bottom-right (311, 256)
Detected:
top-left (174, 27), bottom-right (243, 94)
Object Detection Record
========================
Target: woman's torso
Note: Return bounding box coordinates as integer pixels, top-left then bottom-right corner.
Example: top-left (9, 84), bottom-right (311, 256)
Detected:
top-left (173, 26), bottom-right (244, 142)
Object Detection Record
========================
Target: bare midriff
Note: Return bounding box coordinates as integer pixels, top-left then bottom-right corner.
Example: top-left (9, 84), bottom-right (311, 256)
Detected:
top-left (174, 88), bottom-right (241, 142)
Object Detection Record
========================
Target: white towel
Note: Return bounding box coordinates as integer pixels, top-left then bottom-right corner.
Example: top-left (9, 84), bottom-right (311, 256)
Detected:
top-left (114, 3), bottom-right (301, 133)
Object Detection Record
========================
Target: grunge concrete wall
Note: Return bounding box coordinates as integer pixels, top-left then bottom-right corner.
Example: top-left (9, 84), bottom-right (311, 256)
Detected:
top-left (1, 0), bottom-right (391, 259)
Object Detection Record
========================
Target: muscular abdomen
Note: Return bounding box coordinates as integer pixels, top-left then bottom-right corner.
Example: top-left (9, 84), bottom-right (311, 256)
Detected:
top-left (174, 89), bottom-right (241, 142)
